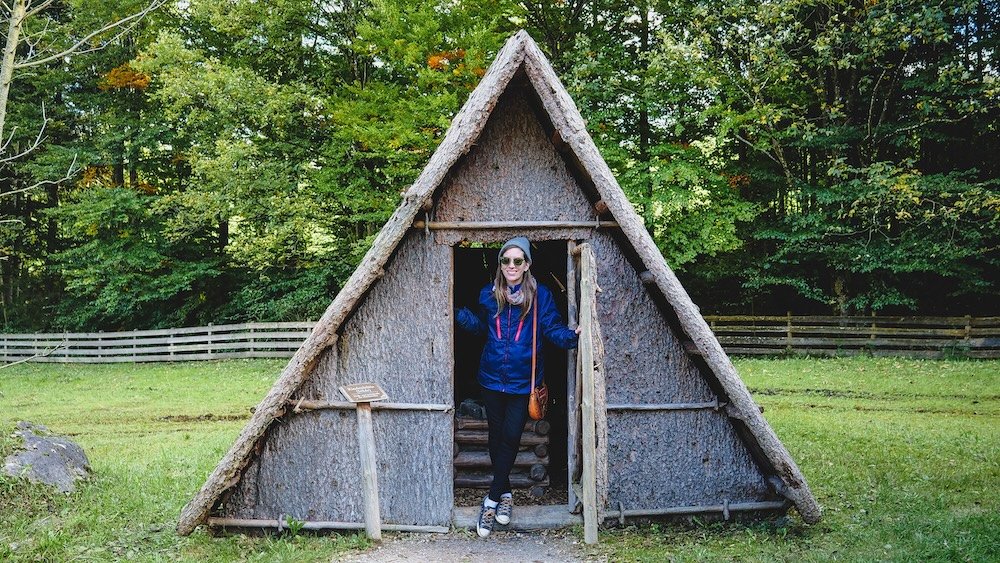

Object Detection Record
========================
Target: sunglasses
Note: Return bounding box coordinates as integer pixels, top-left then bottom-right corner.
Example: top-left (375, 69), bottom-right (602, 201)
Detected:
top-left (500, 257), bottom-right (526, 266)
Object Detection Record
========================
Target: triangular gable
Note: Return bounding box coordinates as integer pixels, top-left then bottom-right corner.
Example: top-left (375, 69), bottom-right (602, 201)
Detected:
top-left (177, 30), bottom-right (819, 535)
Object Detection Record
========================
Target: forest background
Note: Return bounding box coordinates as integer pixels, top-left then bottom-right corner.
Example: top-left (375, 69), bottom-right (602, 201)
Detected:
top-left (1, 0), bottom-right (997, 332)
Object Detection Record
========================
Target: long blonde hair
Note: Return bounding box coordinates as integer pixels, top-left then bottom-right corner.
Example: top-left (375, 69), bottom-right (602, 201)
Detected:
top-left (493, 267), bottom-right (536, 320)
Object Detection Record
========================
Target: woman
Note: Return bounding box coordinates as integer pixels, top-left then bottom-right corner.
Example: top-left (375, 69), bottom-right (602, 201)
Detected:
top-left (456, 236), bottom-right (579, 537)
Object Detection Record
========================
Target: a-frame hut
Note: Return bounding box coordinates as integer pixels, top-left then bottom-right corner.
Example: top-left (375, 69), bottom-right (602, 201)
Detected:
top-left (177, 30), bottom-right (820, 537)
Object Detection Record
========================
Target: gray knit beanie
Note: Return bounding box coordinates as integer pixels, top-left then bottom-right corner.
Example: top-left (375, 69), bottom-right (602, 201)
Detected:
top-left (498, 236), bottom-right (532, 263)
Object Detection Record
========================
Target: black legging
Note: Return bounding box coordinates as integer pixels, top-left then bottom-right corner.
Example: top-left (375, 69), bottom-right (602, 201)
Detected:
top-left (481, 387), bottom-right (530, 502)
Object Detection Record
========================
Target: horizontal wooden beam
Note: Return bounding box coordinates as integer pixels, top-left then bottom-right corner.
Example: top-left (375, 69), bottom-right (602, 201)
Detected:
top-left (602, 500), bottom-right (788, 522)
top-left (411, 220), bottom-right (619, 230)
top-left (206, 517), bottom-right (448, 533)
top-left (287, 399), bottom-right (453, 413)
top-left (606, 400), bottom-right (725, 412)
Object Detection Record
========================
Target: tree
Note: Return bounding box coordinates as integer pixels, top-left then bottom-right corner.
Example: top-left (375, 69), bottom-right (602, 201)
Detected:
top-left (0, 0), bottom-right (166, 155)
top-left (666, 0), bottom-right (1000, 313)
top-left (559, 0), bottom-right (757, 268)
top-left (0, 0), bottom-right (167, 327)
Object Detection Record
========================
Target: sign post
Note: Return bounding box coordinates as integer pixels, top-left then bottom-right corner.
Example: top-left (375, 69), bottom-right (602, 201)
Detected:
top-left (340, 383), bottom-right (389, 541)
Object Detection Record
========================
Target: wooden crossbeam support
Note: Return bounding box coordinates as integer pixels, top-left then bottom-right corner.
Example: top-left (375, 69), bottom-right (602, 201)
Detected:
top-left (206, 517), bottom-right (448, 533)
top-left (411, 220), bottom-right (619, 230)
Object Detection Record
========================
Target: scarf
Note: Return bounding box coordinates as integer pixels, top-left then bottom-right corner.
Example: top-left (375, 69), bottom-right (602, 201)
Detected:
top-left (504, 284), bottom-right (525, 306)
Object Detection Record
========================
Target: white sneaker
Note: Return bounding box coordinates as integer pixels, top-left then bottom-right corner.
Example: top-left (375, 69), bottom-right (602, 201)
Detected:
top-left (496, 495), bottom-right (513, 525)
top-left (476, 501), bottom-right (496, 537)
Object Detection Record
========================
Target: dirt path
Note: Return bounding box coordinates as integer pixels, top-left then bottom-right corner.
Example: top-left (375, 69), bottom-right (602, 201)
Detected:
top-left (334, 530), bottom-right (606, 563)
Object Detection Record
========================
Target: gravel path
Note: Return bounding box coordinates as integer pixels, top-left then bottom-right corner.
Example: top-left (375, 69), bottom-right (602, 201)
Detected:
top-left (334, 530), bottom-right (606, 563)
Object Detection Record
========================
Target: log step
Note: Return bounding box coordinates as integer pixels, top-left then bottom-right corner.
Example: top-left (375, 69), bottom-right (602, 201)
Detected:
top-left (454, 430), bottom-right (548, 446)
top-left (455, 418), bottom-right (551, 435)
top-left (454, 472), bottom-right (550, 489)
top-left (454, 451), bottom-right (549, 468)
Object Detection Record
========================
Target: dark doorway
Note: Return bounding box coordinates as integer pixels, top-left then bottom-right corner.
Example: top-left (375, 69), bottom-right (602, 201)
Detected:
top-left (453, 241), bottom-right (570, 506)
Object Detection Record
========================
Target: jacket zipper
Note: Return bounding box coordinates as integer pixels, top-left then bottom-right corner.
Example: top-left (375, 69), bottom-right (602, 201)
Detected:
top-left (494, 305), bottom-right (527, 393)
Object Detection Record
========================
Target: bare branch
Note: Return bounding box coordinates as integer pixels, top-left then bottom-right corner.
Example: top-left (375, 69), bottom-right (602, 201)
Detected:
top-left (23, 0), bottom-right (54, 19)
top-left (0, 102), bottom-right (47, 161)
top-left (733, 132), bottom-right (782, 166)
top-left (880, 117), bottom-right (965, 140)
top-left (1, 152), bottom-right (78, 198)
top-left (0, 344), bottom-right (65, 369)
top-left (15, 0), bottom-right (167, 70)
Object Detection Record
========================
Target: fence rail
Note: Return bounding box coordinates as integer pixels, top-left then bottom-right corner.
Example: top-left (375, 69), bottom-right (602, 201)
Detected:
top-left (0, 322), bottom-right (316, 364)
top-left (704, 315), bottom-right (1000, 359)
top-left (3, 316), bottom-right (1000, 364)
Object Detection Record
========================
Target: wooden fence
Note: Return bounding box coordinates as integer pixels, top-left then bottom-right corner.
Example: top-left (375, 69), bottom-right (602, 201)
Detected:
top-left (0, 322), bottom-right (315, 364)
top-left (704, 315), bottom-right (1000, 359)
top-left (3, 316), bottom-right (1000, 364)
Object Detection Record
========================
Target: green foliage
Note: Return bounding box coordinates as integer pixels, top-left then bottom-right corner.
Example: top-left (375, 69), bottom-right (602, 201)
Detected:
top-left (46, 186), bottom-right (223, 329)
top-left (565, 7), bottom-right (760, 269)
top-left (2, 0), bottom-right (999, 329)
top-left (748, 163), bottom-right (1000, 311)
top-left (663, 0), bottom-right (1000, 312)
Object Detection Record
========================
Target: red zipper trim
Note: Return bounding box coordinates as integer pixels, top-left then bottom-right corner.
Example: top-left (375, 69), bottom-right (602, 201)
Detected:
top-left (496, 307), bottom-right (527, 341)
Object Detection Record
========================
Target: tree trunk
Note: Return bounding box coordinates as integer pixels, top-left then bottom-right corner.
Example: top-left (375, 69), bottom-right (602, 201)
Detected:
top-left (0, 0), bottom-right (27, 145)
top-left (112, 161), bottom-right (125, 187)
top-left (218, 220), bottom-right (229, 252)
top-left (833, 276), bottom-right (848, 316)
top-left (638, 0), bottom-right (651, 200)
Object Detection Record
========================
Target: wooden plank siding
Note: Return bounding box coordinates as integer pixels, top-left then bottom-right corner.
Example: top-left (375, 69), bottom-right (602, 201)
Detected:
top-left (3, 316), bottom-right (999, 364)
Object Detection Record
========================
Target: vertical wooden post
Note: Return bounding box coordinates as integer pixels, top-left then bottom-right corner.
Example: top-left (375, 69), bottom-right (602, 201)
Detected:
top-left (578, 245), bottom-right (598, 545)
top-left (356, 402), bottom-right (382, 541)
top-left (207, 322), bottom-right (214, 358)
top-left (566, 240), bottom-right (579, 510)
top-left (97, 330), bottom-right (104, 360)
top-left (785, 311), bottom-right (793, 353)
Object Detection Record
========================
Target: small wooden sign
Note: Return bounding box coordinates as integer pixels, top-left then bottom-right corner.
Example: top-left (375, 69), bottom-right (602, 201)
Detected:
top-left (339, 382), bottom-right (388, 403)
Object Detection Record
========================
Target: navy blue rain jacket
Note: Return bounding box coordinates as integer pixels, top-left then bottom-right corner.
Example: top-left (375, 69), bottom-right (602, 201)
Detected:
top-left (456, 283), bottom-right (578, 395)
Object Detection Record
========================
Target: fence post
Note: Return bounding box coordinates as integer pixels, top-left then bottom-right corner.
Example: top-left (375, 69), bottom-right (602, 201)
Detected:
top-left (97, 330), bottom-right (103, 360)
top-left (169, 329), bottom-right (175, 359)
top-left (785, 311), bottom-right (793, 353)
top-left (249, 325), bottom-right (256, 356)
top-left (207, 323), bottom-right (214, 359)
top-left (132, 329), bottom-right (138, 362)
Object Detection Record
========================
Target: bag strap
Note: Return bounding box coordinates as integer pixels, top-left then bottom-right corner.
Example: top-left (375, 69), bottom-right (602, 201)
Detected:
top-left (530, 298), bottom-right (538, 390)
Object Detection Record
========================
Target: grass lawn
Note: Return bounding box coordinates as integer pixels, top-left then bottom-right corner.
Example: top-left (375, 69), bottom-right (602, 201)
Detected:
top-left (1, 357), bottom-right (998, 561)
